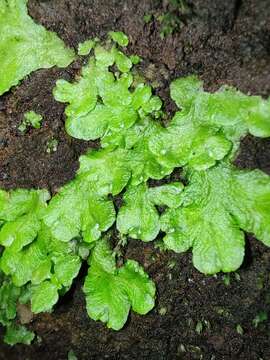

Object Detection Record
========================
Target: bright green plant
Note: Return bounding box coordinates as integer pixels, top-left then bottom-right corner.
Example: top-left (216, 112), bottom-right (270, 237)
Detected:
top-left (0, 0), bottom-right (75, 95)
top-left (161, 163), bottom-right (270, 273)
top-left (84, 237), bottom-right (155, 330)
top-left (0, 30), bottom-right (270, 346)
top-left (78, 39), bottom-right (97, 56)
top-left (4, 323), bottom-right (35, 345)
top-left (18, 111), bottom-right (43, 132)
top-left (108, 31), bottom-right (129, 47)
top-left (117, 182), bottom-right (184, 241)
top-left (43, 175), bottom-right (116, 243)
top-left (0, 271), bottom-right (35, 345)
top-left (46, 138), bottom-right (59, 153)
top-left (0, 189), bottom-right (82, 343)
top-left (50, 32), bottom-right (270, 317)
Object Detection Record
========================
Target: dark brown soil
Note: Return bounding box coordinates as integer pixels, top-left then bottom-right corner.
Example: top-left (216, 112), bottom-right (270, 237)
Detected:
top-left (1, 0), bottom-right (270, 359)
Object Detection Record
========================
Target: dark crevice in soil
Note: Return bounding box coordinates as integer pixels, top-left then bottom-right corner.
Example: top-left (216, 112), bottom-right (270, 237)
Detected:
top-left (232, 0), bottom-right (243, 29)
top-left (1, 0), bottom-right (270, 359)
top-left (148, 167), bottom-right (183, 187)
top-left (234, 135), bottom-right (270, 175)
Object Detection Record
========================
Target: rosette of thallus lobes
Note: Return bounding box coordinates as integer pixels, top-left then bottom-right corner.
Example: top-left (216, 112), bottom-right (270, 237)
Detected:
top-left (0, 18), bottom-right (270, 344)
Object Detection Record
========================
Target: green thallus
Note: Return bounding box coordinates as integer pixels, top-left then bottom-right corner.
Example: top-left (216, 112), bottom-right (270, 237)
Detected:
top-left (0, 26), bottom-right (270, 345)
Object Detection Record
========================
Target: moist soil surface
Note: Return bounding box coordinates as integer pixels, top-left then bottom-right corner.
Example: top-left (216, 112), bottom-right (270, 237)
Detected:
top-left (1, 1), bottom-right (270, 359)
